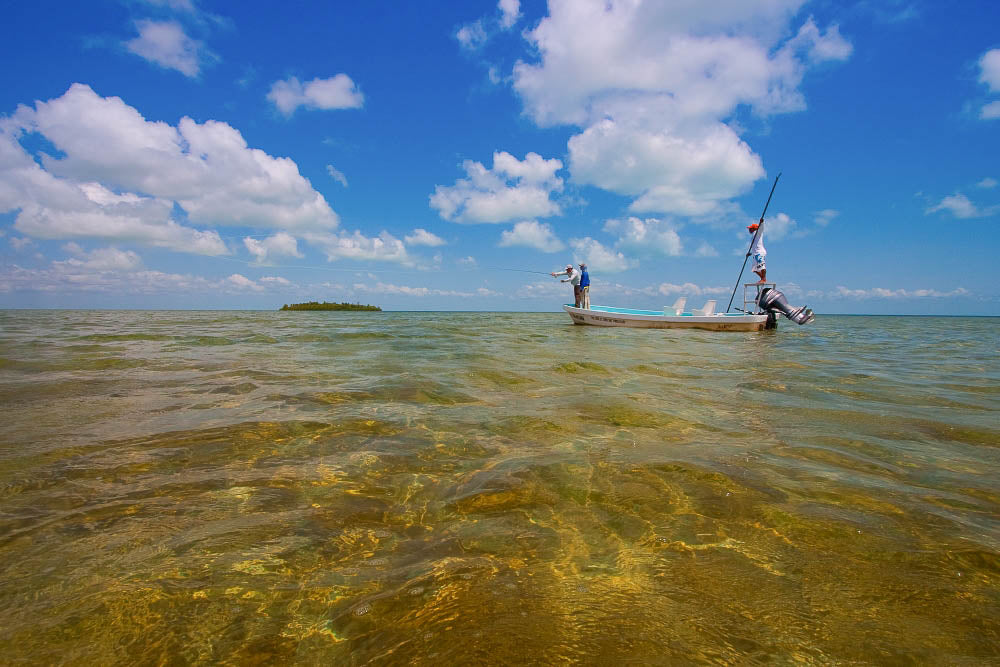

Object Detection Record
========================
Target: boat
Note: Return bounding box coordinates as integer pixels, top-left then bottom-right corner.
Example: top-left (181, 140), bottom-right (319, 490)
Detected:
top-left (562, 283), bottom-right (815, 331)
top-left (560, 176), bottom-right (817, 332)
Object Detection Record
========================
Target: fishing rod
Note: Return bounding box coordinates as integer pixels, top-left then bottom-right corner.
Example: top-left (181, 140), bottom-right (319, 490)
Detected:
top-left (485, 267), bottom-right (556, 276)
top-left (726, 172), bottom-right (781, 313)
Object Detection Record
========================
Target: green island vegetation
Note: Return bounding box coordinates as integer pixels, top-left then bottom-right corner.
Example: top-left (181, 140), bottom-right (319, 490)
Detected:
top-left (280, 301), bottom-right (382, 312)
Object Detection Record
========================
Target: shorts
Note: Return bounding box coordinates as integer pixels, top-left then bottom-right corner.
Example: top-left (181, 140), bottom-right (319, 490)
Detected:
top-left (752, 253), bottom-right (766, 272)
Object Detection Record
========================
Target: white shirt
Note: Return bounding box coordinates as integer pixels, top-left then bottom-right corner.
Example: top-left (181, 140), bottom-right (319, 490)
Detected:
top-left (750, 228), bottom-right (766, 256)
top-left (564, 268), bottom-right (580, 285)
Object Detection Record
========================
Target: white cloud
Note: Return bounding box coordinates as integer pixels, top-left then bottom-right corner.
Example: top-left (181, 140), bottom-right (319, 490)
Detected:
top-left (499, 0), bottom-right (521, 29)
top-left (816, 286), bottom-right (971, 299)
top-left (55, 247), bottom-right (142, 271)
top-left (267, 75), bottom-right (364, 116)
top-left (2, 84), bottom-right (338, 254)
top-left (430, 151), bottom-right (563, 223)
top-left (499, 220), bottom-right (564, 252)
top-left (458, 1), bottom-right (520, 51)
top-left (305, 230), bottom-right (409, 264)
top-left (353, 281), bottom-right (478, 298)
top-left (404, 228), bottom-right (446, 247)
top-left (694, 242), bottom-right (718, 257)
top-left (979, 49), bottom-right (1000, 93)
top-left (814, 208), bottom-right (838, 226)
top-left (569, 236), bottom-right (634, 273)
top-left (124, 20), bottom-right (212, 77)
top-left (10, 236), bottom-right (33, 250)
top-left (977, 177), bottom-right (997, 189)
top-left (762, 212), bottom-right (796, 240)
top-left (244, 232), bottom-right (303, 263)
top-left (656, 282), bottom-right (729, 297)
top-left (603, 216), bottom-right (682, 256)
top-left (138, 0), bottom-right (197, 11)
top-left (978, 49), bottom-right (1000, 119)
top-left (0, 259), bottom-right (296, 296)
top-left (568, 117), bottom-right (764, 217)
top-left (927, 193), bottom-right (998, 219)
top-left (12, 201), bottom-right (228, 255)
top-left (514, 5), bottom-right (850, 127)
top-left (457, 256), bottom-right (477, 265)
top-left (509, 1), bottom-right (851, 216)
top-left (224, 273), bottom-right (263, 291)
top-left (783, 18), bottom-right (852, 64)
top-left (326, 164), bottom-right (348, 187)
top-left (457, 20), bottom-right (488, 50)
top-left (260, 276), bottom-right (292, 286)
top-left (980, 101), bottom-right (1000, 120)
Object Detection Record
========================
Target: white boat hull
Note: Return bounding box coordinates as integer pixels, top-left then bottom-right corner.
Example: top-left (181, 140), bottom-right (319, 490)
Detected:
top-left (563, 304), bottom-right (769, 331)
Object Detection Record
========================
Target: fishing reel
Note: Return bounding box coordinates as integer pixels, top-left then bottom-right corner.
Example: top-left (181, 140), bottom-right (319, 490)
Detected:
top-left (757, 287), bottom-right (815, 325)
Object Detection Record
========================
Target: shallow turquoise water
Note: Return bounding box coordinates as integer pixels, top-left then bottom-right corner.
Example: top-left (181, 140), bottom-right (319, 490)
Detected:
top-left (1, 310), bottom-right (998, 663)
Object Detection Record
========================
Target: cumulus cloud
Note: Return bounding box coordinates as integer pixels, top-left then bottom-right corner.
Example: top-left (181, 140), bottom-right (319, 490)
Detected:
top-left (268, 75), bottom-right (364, 115)
top-left (430, 151), bottom-right (563, 223)
top-left (569, 236), bottom-right (634, 273)
top-left (224, 273), bottom-right (263, 291)
top-left (694, 242), bottom-right (718, 257)
top-left (0, 259), bottom-right (293, 296)
top-left (815, 286), bottom-right (970, 299)
top-left (981, 101), bottom-right (1000, 120)
top-left (814, 208), bottom-right (839, 226)
top-left (926, 193), bottom-right (998, 219)
top-left (457, 1), bottom-right (521, 51)
top-left (514, 5), bottom-right (850, 126)
top-left (499, 220), bottom-right (564, 252)
top-left (499, 0), bottom-right (522, 29)
top-left (457, 20), bottom-right (488, 50)
top-left (1, 84), bottom-right (339, 254)
top-left (603, 216), bottom-right (682, 256)
top-left (124, 20), bottom-right (212, 77)
top-left (404, 228), bottom-right (446, 247)
top-left (977, 177), bottom-right (997, 189)
top-left (979, 49), bottom-right (1000, 119)
top-left (260, 275), bottom-right (292, 286)
top-left (762, 212), bottom-right (797, 240)
top-left (305, 230), bottom-right (409, 264)
top-left (506, 1), bottom-right (851, 216)
top-left (353, 281), bottom-right (479, 298)
top-left (569, 120), bottom-right (764, 216)
top-left (656, 282), bottom-right (729, 297)
top-left (244, 232), bottom-right (303, 263)
top-left (979, 49), bottom-right (1000, 93)
top-left (55, 246), bottom-right (143, 271)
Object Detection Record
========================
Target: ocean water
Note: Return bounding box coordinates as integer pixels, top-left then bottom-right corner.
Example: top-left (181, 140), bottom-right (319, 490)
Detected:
top-left (1, 309), bottom-right (998, 664)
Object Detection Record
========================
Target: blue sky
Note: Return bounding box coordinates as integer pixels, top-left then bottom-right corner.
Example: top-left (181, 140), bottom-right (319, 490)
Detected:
top-left (1, 0), bottom-right (998, 314)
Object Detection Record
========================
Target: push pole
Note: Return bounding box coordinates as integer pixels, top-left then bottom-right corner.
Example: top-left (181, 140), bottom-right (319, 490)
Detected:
top-left (726, 173), bottom-right (781, 313)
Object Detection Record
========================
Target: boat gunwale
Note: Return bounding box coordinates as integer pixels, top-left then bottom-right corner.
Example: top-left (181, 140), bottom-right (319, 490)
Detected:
top-left (562, 304), bottom-right (767, 322)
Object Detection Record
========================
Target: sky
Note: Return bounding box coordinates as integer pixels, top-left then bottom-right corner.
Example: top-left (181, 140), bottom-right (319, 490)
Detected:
top-left (1, 0), bottom-right (998, 314)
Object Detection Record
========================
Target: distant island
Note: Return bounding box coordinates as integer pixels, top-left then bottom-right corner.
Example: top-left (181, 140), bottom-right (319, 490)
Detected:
top-left (280, 301), bottom-right (382, 311)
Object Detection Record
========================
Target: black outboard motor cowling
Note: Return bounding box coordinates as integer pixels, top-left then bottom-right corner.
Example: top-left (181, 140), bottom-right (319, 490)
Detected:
top-left (756, 287), bottom-right (815, 325)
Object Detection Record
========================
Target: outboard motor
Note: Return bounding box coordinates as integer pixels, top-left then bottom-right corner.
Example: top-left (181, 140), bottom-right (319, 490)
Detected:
top-left (757, 287), bottom-right (815, 325)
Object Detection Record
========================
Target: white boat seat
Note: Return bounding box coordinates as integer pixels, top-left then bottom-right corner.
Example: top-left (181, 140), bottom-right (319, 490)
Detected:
top-left (692, 299), bottom-right (716, 316)
top-left (664, 297), bottom-right (686, 315)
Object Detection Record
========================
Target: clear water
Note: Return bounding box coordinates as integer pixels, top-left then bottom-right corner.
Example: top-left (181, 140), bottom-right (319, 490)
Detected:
top-left (1, 310), bottom-right (998, 663)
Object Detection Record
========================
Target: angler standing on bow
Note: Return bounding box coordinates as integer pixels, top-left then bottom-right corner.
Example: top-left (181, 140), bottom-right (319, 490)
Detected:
top-left (551, 264), bottom-right (581, 307)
